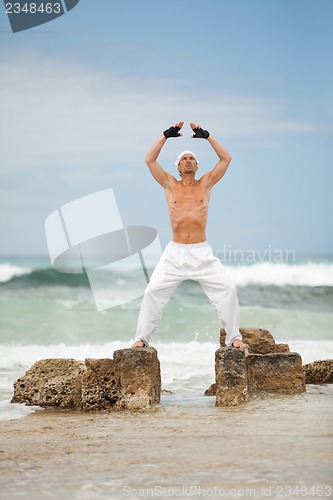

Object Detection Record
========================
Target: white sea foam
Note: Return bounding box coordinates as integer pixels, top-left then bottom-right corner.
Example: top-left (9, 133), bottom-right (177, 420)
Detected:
top-left (1, 339), bottom-right (332, 421)
top-left (226, 262), bottom-right (333, 287)
top-left (0, 399), bottom-right (43, 421)
top-left (1, 340), bottom-right (332, 374)
top-left (287, 340), bottom-right (333, 365)
top-left (0, 263), bottom-right (31, 282)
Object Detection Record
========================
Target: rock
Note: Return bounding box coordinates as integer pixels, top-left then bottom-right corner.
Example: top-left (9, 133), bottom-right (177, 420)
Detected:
top-left (12, 348), bottom-right (161, 411)
top-left (204, 383), bottom-right (216, 396)
top-left (81, 358), bottom-right (120, 411)
top-left (161, 389), bottom-right (174, 395)
top-left (276, 343), bottom-right (290, 353)
top-left (215, 348), bottom-right (249, 406)
top-left (246, 353), bottom-right (306, 394)
top-left (12, 358), bottom-right (85, 408)
top-left (220, 327), bottom-right (276, 354)
top-left (113, 348), bottom-right (161, 410)
top-left (303, 360), bottom-right (333, 384)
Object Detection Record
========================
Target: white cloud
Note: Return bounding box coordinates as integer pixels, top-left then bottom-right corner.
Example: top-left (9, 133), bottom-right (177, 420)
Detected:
top-left (0, 50), bottom-right (327, 174)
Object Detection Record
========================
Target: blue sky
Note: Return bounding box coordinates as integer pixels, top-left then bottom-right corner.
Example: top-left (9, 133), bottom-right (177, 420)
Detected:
top-left (0, 0), bottom-right (332, 257)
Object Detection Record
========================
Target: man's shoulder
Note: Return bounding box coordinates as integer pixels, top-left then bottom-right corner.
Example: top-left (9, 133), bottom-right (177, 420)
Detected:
top-left (197, 173), bottom-right (212, 188)
top-left (165, 175), bottom-right (179, 188)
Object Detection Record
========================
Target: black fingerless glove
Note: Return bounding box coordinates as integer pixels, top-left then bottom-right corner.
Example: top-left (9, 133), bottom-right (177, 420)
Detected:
top-left (192, 127), bottom-right (210, 139)
top-left (163, 126), bottom-right (181, 138)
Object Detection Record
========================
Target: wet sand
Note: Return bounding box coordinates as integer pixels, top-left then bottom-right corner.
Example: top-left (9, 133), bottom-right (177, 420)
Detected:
top-left (1, 386), bottom-right (333, 499)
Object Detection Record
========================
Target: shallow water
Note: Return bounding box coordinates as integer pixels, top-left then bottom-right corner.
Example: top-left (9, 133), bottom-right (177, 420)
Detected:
top-left (1, 385), bottom-right (332, 499)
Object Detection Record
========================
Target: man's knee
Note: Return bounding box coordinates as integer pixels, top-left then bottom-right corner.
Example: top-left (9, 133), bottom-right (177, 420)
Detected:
top-left (217, 280), bottom-right (238, 301)
top-left (143, 283), bottom-right (156, 299)
top-left (143, 282), bottom-right (164, 303)
top-left (227, 282), bottom-right (238, 302)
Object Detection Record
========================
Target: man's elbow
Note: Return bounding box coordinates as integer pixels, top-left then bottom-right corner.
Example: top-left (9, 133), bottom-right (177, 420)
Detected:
top-left (222, 155), bottom-right (232, 169)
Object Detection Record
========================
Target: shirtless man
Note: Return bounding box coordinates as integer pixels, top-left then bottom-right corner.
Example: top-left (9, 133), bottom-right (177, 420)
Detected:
top-left (132, 121), bottom-right (245, 349)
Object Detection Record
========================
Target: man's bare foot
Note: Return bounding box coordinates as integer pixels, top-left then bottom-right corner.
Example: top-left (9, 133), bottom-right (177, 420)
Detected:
top-left (131, 339), bottom-right (146, 348)
top-left (232, 339), bottom-right (246, 349)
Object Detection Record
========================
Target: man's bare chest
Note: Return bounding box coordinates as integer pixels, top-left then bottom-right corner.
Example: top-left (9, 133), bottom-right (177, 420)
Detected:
top-left (167, 184), bottom-right (209, 209)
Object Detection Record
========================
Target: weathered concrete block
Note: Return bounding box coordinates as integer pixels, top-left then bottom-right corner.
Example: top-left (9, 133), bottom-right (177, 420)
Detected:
top-left (246, 353), bottom-right (306, 393)
top-left (81, 358), bottom-right (120, 411)
top-left (12, 358), bottom-right (85, 408)
top-left (303, 360), bottom-right (333, 384)
top-left (215, 348), bottom-right (249, 406)
top-left (113, 348), bottom-right (161, 410)
top-left (220, 327), bottom-right (276, 354)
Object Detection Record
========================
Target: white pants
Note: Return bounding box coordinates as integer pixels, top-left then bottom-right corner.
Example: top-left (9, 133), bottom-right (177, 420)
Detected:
top-left (135, 241), bottom-right (242, 347)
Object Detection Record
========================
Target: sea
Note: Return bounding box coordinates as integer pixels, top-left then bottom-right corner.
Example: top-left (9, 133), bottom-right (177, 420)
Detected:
top-left (1, 253), bottom-right (333, 421)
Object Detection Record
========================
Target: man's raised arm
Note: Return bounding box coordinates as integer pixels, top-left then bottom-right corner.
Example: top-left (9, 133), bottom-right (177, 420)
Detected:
top-left (145, 122), bottom-right (184, 187)
top-left (190, 122), bottom-right (232, 187)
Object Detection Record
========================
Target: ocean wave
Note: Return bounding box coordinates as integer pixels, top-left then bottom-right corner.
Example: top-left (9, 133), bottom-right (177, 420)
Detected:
top-left (1, 260), bottom-right (333, 288)
top-left (226, 261), bottom-right (333, 287)
top-left (0, 263), bottom-right (31, 283)
top-left (0, 265), bottom-right (89, 288)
